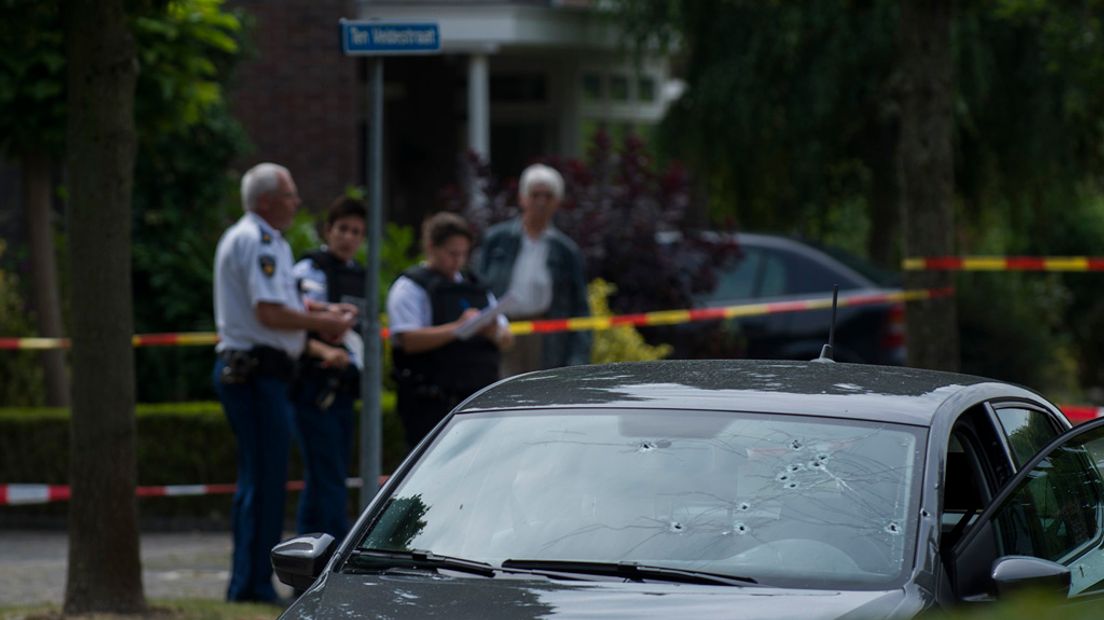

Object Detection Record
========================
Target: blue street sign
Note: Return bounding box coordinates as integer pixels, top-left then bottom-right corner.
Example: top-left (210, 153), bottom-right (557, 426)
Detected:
top-left (340, 20), bottom-right (441, 55)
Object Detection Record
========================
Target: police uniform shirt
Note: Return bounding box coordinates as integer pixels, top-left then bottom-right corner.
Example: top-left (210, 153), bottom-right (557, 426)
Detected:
top-left (386, 269), bottom-right (506, 344)
top-left (293, 253), bottom-right (363, 368)
top-left (214, 212), bottom-right (306, 358)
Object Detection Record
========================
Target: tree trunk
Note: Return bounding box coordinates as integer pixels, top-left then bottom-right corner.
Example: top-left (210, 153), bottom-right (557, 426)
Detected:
top-left (866, 119), bottom-right (899, 268)
top-left (62, 0), bottom-right (145, 613)
top-left (897, 0), bottom-right (959, 371)
top-left (22, 151), bottom-right (70, 407)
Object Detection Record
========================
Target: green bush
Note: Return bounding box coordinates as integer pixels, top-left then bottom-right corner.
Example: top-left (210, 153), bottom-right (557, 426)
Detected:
top-left (0, 392), bottom-right (405, 524)
top-left (588, 279), bottom-right (672, 364)
top-left (0, 240), bottom-right (45, 406)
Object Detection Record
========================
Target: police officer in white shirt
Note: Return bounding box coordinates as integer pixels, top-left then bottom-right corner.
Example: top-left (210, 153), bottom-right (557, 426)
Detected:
top-left (387, 212), bottom-right (512, 450)
top-left (212, 162), bottom-right (355, 604)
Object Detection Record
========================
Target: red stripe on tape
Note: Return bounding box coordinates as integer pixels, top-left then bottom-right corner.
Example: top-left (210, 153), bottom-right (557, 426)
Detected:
top-left (1060, 405), bottom-right (1102, 423)
top-left (1005, 257), bottom-right (1046, 270)
top-left (530, 319), bottom-right (569, 334)
top-left (610, 313), bottom-right (649, 327)
top-left (926, 257), bottom-right (965, 270)
top-left (765, 300), bottom-right (816, 314)
top-left (688, 308), bottom-right (728, 321)
top-left (136, 333), bottom-right (181, 346)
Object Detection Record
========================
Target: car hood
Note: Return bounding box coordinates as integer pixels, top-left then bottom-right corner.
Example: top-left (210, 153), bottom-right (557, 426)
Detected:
top-left (282, 572), bottom-right (920, 619)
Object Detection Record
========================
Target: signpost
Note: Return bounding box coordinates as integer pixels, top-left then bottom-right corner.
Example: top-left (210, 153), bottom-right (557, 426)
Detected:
top-left (340, 19), bottom-right (442, 511)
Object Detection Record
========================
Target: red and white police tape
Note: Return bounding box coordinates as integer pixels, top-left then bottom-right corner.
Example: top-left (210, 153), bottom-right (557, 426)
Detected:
top-left (0, 476), bottom-right (390, 507)
top-left (4, 405), bottom-right (1104, 506)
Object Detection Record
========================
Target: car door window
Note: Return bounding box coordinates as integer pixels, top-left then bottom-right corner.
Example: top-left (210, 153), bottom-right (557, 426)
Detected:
top-left (704, 249), bottom-right (763, 302)
top-left (776, 249), bottom-right (857, 296)
top-left (954, 420), bottom-right (1104, 598)
top-left (992, 406), bottom-right (1061, 469)
top-left (758, 251), bottom-right (786, 297)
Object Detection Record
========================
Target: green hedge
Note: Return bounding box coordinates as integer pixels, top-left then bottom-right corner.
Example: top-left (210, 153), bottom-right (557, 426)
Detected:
top-left (0, 393), bottom-right (405, 524)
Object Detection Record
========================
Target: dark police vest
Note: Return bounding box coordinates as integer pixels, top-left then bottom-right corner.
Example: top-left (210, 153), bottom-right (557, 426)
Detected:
top-left (391, 266), bottom-right (500, 397)
top-left (303, 249), bottom-right (366, 316)
top-left (296, 249), bottom-right (366, 392)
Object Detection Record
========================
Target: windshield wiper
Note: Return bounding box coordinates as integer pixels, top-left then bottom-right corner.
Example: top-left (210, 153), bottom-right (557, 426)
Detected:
top-left (347, 548), bottom-right (497, 577)
top-left (500, 559), bottom-right (759, 586)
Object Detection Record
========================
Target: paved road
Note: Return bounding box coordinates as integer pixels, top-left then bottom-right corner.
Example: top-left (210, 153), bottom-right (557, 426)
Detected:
top-left (0, 530), bottom-right (291, 607)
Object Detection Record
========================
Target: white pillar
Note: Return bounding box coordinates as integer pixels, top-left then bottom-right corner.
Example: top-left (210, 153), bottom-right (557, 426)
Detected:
top-left (468, 53), bottom-right (490, 162)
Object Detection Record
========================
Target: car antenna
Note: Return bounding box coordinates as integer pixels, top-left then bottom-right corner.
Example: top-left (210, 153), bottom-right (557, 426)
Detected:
top-left (813, 284), bottom-right (839, 363)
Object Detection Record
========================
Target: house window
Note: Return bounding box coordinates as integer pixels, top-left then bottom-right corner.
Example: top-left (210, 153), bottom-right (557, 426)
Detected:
top-left (581, 72), bottom-right (603, 103)
top-left (609, 74), bottom-right (629, 101)
top-left (638, 76), bottom-right (656, 102)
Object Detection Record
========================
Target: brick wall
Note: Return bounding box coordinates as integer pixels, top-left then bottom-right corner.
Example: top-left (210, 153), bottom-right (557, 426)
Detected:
top-left (228, 0), bottom-right (362, 214)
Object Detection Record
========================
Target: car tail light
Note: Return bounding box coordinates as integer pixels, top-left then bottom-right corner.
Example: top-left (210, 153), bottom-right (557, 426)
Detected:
top-left (881, 303), bottom-right (907, 363)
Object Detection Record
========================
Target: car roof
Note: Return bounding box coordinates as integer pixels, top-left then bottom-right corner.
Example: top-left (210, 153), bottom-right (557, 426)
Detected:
top-left (456, 359), bottom-right (1042, 427)
top-left (661, 230), bottom-right (890, 291)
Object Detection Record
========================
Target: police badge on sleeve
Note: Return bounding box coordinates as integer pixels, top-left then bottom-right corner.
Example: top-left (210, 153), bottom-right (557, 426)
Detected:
top-left (259, 254), bottom-right (276, 277)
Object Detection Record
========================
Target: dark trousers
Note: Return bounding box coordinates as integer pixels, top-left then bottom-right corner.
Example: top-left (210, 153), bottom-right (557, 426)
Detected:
top-left (213, 358), bottom-right (292, 603)
top-left (291, 374), bottom-right (354, 540)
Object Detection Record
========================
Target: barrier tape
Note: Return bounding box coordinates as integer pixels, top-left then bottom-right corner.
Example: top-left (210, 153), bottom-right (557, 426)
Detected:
top-left (0, 287), bottom-right (953, 351)
top-left (4, 402), bottom-right (1099, 505)
top-left (0, 476), bottom-right (387, 507)
top-left (904, 257), bottom-right (1104, 272)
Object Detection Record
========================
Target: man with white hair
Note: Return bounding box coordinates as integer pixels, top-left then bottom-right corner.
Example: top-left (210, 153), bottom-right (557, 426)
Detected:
top-left (476, 163), bottom-right (591, 374)
top-left (212, 162), bottom-right (356, 604)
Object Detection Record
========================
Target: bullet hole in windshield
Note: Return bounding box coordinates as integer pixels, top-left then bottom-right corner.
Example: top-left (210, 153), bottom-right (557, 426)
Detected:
top-left (733, 522), bottom-right (748, 535)
top-left (784, 481), bottom-right (799, 490)
top-left (885, 522), bottom-right (901, 535)
top-left (788, 463), bottom-right (805, 473)
top-left (737, 502), bottom-right (751, 512)
top-left (669, 521), bottom-right (684, 533)
top-left (777, 472), bottom-right (790, 482)
top-left (791, 439), bottom-right (803, 450)
top-left (637, 439), bottom-right (672, 453)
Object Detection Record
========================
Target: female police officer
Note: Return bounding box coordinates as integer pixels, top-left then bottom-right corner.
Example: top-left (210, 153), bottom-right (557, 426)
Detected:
top-left (386, 212), bottom-right (513, 450)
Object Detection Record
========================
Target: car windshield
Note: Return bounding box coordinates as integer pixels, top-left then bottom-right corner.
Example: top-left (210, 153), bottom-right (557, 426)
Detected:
top-left (355, 408), bottom-right (926, 590)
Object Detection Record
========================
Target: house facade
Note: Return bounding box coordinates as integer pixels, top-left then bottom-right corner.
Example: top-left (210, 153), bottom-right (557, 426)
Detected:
top-left (229, 0), bottom-right (677, 227)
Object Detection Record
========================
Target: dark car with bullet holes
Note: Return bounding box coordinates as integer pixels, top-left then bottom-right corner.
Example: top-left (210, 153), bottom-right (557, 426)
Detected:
top-left (274, 360), bottom-right (1104, 618)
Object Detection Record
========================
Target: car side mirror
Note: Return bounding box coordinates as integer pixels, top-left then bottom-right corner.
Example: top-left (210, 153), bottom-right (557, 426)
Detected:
top-left (991, 556), bottom-right (1070, 598)
top-left (271, 533), bottom-right (336, 590)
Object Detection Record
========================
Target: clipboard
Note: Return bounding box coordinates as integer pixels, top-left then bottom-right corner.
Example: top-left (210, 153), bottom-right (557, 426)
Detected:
top-left (454, 294), bottom-right (518, 340)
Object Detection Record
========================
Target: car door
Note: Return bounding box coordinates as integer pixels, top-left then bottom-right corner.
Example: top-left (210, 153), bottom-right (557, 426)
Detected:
top-left (949, 417), bottom-right (1104, 601)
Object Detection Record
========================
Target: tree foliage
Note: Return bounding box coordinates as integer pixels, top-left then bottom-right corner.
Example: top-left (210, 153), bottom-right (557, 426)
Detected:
top-left (613, 0), bottom-right (1104, 392)
top-left (614, 0), bottom-right (900, 254)
top-left (0, 0), bottom-right (66, 157)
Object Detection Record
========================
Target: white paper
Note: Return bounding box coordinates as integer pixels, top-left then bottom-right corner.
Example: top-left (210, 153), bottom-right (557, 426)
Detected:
top-left (344, 330), bottom-right (364, 369)
top-left (454, 294), bottom-right (519, 341)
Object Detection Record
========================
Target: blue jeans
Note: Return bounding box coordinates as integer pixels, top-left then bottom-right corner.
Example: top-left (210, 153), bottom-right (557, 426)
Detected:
top-left (291, 374), bottom-right (354, 540)
top-left (213, 358), bottom-right (292, 603)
